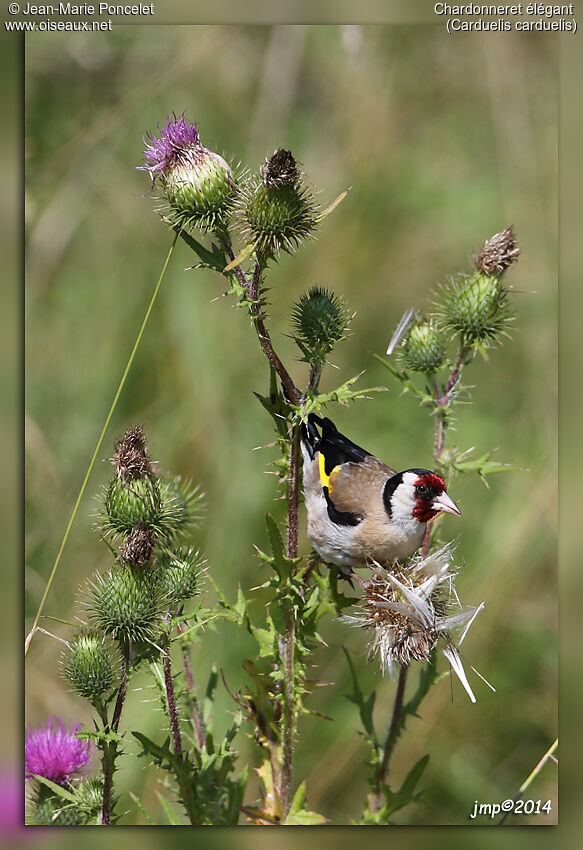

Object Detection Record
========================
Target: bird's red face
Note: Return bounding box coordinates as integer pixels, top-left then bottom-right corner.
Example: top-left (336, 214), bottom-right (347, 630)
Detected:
top-left (411, 472), bottom-right (461, 523)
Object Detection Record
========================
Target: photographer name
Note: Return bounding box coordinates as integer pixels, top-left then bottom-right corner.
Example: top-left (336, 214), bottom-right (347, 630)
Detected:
top-left (21, 3), bottom-right (155, 15)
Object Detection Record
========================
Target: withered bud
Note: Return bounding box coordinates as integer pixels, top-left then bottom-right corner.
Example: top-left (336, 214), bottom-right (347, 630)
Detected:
top-left (261, 148), bottom-right (300, 188)
top-left (112, 425), bottom-right (154, 481)
top-left (119, 522), bottom-right (155, 566)
top-left (475, 226), bottom-right (520, 276)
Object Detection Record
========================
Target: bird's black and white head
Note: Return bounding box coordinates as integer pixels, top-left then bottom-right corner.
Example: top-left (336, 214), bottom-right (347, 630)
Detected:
top-left (384, 469), bottom-right (461, 526)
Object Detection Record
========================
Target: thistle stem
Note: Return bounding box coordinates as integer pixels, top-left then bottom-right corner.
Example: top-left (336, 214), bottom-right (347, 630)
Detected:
top-left (101, 641), bottom-right (130, 825)
top-left (280, 424), bottom-right (301, 820)
top-left (176, 621), bottom-right (206, 750)
top-left (219, 235), bottom-right (300, 405)
top-left (371, 664), bottom-right (409, 811)
top-left (162, 643), bottom-right (183, 755)
top-left (217, 238), bottom-right (301, 821)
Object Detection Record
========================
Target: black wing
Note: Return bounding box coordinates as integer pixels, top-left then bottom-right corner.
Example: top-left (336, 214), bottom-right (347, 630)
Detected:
top-left (307, 414), bottom-right (371, 476)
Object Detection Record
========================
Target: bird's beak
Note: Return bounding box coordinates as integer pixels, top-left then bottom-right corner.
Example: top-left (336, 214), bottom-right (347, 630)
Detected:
top-left (432, 492), bottom-right (461, 517)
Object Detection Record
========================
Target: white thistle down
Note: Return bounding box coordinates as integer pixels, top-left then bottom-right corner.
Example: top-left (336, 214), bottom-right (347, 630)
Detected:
top-left (344, 545), bottom-right (484, 702)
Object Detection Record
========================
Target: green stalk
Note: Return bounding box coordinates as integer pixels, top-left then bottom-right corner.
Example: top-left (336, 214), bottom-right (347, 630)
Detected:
top-left (25, 232), bottom-right (180, 657)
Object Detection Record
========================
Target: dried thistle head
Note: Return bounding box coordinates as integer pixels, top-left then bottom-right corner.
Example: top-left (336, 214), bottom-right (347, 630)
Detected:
top-left (112, 426), bottom-right (154, 481)
top-left (344, 546), bottom-right (483, 701)
top-left (261, 148), bottom-right (301, 188)
top-left (119, 522), bottom-right (155, 566)
top-left (475, 226), bottom-right (520, 276)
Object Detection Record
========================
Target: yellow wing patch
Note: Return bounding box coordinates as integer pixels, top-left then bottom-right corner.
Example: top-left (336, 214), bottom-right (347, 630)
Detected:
top-left (318, 453), bottom-right (340, 493)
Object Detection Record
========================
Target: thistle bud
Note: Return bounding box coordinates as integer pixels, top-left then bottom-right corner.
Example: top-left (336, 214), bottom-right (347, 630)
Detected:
top-left (475, 225), bottom-right (519, 276)
top-left (32, 785), bottom-right (85, 826)
top-left (157, 476), bottom-right (204, 538)
top-left (158, 547), bottom-right (206, 604)
top-left (400, 320), bottom-right (446, 375)
top-left (104, 475), bottom-right (163, 536)
top-left (291, 286), bottom-right (350, 366)
top-left (138, 113), bottom-right (236, 233)
top-left (75, 776), bottom-right (106, 820)
top-left (436, 272), bottom-right (513, 346)
top-left (88, 564), bottom-right (166, 644)
top-left (237, 148), bottom-right (319, 258)
top-left (62, 632), bottom-right (117, 701)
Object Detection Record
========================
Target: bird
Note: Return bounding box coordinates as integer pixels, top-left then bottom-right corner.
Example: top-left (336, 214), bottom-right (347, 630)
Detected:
top-left (301, 414), bottom-right (461, 569)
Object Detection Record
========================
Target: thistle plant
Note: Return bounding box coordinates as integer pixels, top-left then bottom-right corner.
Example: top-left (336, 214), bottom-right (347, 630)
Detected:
top-left (26, 112), bottom-right (536, 824)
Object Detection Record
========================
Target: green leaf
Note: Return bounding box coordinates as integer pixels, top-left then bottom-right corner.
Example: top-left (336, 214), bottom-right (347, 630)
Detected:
top-left (132, 731), bottom-right (178, 769)
top-left (167, 222), bottom-right (228, 273)
top-left (342, 646), bottom-right (377, 743)
top-left (33, 776), bottom-right (78, 803)
top-left (155, 791), bottom-right (183, 825)
top-left (400, 754), bottom-right (430, 801)
top-left (286, 781), bottom-right (328, 824)
top-left (128, 791), bottom-right (159, 825)
top-left (453, 450), bottom-right (525, 481)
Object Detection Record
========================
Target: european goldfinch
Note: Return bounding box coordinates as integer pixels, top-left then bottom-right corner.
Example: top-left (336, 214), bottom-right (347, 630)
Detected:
top-left (301, 414), bottom-right (460, 569)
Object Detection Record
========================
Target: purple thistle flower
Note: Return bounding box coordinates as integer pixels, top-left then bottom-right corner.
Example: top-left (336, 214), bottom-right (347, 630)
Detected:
top-left (138, 112), bottom-right (203, 178)
top-left (25, 718), bottom-right (94, 785)
top-left (137, 112), bottom-right (236, 233)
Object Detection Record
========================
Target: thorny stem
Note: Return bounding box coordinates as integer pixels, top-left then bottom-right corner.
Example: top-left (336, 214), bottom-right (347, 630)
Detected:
top-left (161, 638), bottom-right (198, 826)
top-left (162, 643), bottom-right (183, 755)
top-left (371, 665), bottom-right (409, 812)
top-left (218, 236), bottom-right (301, 822)
top-left (219, 234), bottom-right (300, 405)
top-left (176, 621), bottom-right (206, 749)
top-left (101, 641), bottom-right (130, 825)
top-left (279, 424), bottom-right (301, 820)
top-left (432, 343), bottom-right (469, 462)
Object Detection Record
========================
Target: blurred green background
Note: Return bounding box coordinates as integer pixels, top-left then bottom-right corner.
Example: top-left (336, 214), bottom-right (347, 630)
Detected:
top-left (24, 25), bottom-right (557, 825)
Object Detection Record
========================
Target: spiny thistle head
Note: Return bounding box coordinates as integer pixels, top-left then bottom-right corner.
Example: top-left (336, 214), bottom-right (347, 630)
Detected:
top-left (61, 632), bottom-right (117, 701)
top-left (87, 564), bottom-right (166, 644)
top-left (138, 113), bottom-right (236, 233)
top-left (292, 286), bottom-right (351, 365)
top-left (400, 319), bottom-right (446, 375)
top-left (158, 546), bottom-right (206, 604)
top-left (25, 717), bottom-right (94, 784)
top-left (236, 148), bottom-right (319, 259)
top-left (157, 476), bottom-right (204, 538)
top-left (75, 775), bottom-right (106, 818)
top-left (112, 425), bottom-right (154, 481)
top-left (475, 225), bottom-right (520, 276)
top-left (343, 546), bottom-right (483, 701)
top-left (119, 522), bottom-right (155, 566)
top-left (103, 475), bottom-right (163, 537)
top-left (435, 272), bottom-right (514, 348)
top-left (31, 784), bottom-right (87, 826)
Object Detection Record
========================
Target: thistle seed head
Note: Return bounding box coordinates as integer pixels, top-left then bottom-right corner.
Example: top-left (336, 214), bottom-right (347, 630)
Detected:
top-left (475, 226), bottom-right (520, 276)
top-left (119, 522), bottom-right (156, 566)
top-left (343, 546), bottom-right (483, 701)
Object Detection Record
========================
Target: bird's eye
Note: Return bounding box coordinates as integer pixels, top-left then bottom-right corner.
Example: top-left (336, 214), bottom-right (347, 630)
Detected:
top-left (416, 484), bottom-right (427, 495)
